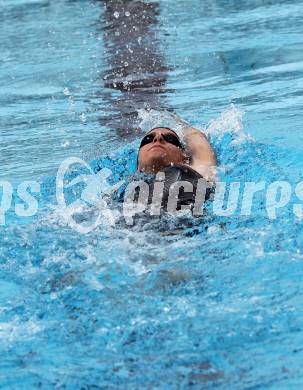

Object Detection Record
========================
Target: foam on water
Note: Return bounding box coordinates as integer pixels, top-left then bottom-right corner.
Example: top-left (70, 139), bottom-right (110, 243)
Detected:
top-left (1, 105), bottom-right (300, 388)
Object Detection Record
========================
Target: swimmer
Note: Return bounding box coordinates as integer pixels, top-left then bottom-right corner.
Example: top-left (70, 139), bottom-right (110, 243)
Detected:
top-left (135, 125), bottom-right (217, 214)
top-left (137, 126), bottom-right (216, 182)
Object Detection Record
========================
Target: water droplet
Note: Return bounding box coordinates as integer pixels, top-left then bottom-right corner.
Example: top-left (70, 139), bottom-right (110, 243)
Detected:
top-left (63, 87), bottom-right (70, 96)
top-left (125, 11), bottom-right (130, 17)
top-left (114, 11), bottom-right (119, 18)
top-left (62, 141), bottom-right (70, 148)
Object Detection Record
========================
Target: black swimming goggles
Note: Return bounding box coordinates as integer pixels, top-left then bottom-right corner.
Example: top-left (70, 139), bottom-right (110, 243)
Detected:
top-left (139, 131), bottom-right (184, 150)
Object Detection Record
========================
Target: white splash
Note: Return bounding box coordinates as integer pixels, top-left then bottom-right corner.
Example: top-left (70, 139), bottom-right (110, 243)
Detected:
top-left (137, 108), bottom-right (201, 142)
top-left (206, 104), bottom-right (254, 145)
top-left (138, 104), bottom-right (247, 142)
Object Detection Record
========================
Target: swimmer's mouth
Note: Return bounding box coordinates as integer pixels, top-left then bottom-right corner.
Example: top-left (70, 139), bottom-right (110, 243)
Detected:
top-left (149, 144), bottom-right (166, 151)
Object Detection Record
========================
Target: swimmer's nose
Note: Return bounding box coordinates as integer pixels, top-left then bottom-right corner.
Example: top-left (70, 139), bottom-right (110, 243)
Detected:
top-left (153, 133), bottom-right (165, 143)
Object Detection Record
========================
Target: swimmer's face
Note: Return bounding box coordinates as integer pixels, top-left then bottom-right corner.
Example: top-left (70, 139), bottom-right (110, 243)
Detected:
top-left (137, 128), bottom-right (186, 173)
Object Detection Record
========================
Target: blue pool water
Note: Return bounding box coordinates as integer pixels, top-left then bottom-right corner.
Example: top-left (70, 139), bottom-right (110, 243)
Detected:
top-left (1, 0), bottom-right (303, 388)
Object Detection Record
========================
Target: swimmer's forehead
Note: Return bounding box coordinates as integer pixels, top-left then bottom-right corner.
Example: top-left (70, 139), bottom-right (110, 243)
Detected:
top-left (146, 127), bottom-right (179, 136)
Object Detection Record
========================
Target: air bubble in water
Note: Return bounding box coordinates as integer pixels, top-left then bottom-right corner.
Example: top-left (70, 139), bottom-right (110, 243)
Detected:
top-left (125, 11), bottom-right (130, 17)
top-left (114, 11), bottom-right (119, 18)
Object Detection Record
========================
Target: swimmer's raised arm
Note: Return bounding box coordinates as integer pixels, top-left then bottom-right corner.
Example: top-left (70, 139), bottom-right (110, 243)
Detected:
top-left (182, 126), bottom-right (217, 182)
